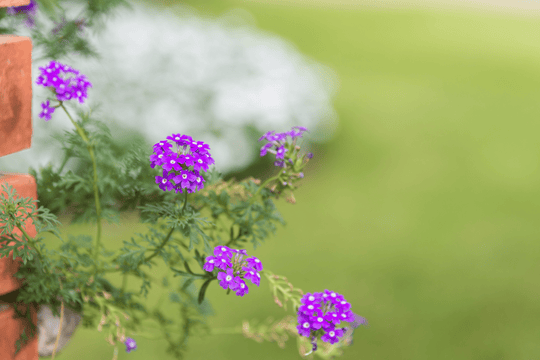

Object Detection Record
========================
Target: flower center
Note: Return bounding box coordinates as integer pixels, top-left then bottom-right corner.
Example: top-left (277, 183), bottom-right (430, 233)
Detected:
top-left (171, 160), bottom-right (175, 164)
top-left (209, 260), bottom-right (214, 263)
top-left (329, 331), bottom-right (335, 337)
top-left (308, 296), bottom-right (315, 301)
top-left (308, 305), bottom-right (314, 310)
top-left (182, 174), bottom-right (187, 179)
top-left (162, 179), bottom-right (167, 184)
top-left (317, 317), bottom-right (323, 322)
top-left (303, 322), bottom-right (310, 328)
top-left (175, 137), bottom-right (180, 140)
top-left (341, 301), bottom-right (346, 305)
top-left (226, 275), bottom-right (232, 281)
top-left (331, 292), bottom-right (336, 297)
top-left (255, 259), bottom-right (260, 263)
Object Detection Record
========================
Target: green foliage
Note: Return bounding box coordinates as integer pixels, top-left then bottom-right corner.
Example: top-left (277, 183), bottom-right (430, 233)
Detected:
top-left (0, 1), bottom-right (330, 358)
top-left (0, 109), bottom-right (299, 358)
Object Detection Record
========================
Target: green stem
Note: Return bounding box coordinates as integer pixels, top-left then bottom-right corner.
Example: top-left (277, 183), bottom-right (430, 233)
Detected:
top-left (249, 173), bottom-right (282, 205)
top-left (144, 227), bottom-right (175, 263)
top-left (13, 221), bottom-right (43, 262)
top-left (182, 191), bottom-right (188, 213)
top-left (60, 103), bottom-right (103, 276)
top-left (130, 326), bottom-right (242, 340)
top-left (142, 192), bottom-right (188, 264)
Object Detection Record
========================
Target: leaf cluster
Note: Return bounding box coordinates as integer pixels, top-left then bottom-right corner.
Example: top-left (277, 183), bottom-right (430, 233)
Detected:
top-left (28, 104), bottom-right (174, 223)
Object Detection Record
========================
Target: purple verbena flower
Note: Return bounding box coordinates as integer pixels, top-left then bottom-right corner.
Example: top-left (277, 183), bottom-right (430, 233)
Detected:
top-left (298, 302), bottom-right (319, 314)
top-left (296, 314), bottom-right (312, 337)
top-left (38, 100), bottom-right (55, 121)
top-left (191, 140), bottom-right (211, 154)
top-left (296, 290), bottom-right (359, 349)
top-left (156, 171), bottom-right (174, 192)
top-left (151, 134), bottom-right (213, 193)
top-left (162, 154), bottom-right (182, 172)
top-left (233, 277), bottom-right (249, 296)
top-left (324, 311), bottom-right (342, 326)
top-left (124, 337), bottom-right (137, 353)
top-left (173, 169), bottom-right (195, 189)
top-left (275, 145), bottom-right (288, 160)
top-left (217, 268), bottom-right (236, 290)
top-left (214, 246), bottom-right (233, 259)
top-left (245, 257), bottom-right (263, 272)
top-left (258, 130), bottom-right (275, 142)
top-left (36, 61), bottom-right (92, 115)
top-left (192, 153), bottom-right (209, 172)
top-left (241, 267), bottom-right (260, 287)
top-left (205, 246), bottom-right (263, 297)
top-left (215, 256), bottom-right (232, 271)
top-left (321, 328), bottom-right (343, 344)
top-left (203, 256), bottom-right (217, 272)
top-left (325, 289), bottom-right (345, 304)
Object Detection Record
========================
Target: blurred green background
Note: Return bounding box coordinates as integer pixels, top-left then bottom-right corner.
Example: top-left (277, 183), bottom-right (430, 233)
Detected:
top-left (46, 0), bottom-right (540, 359)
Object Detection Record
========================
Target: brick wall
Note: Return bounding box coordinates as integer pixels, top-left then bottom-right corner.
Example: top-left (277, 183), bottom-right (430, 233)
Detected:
top-left (0, 0), bottom-right (39, 359)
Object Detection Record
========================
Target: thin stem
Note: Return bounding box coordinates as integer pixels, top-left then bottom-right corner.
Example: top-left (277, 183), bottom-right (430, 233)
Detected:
top-left (182, 190), bottom-right (188, 214)
top-left (13, 221), bottom-right (43, 262)
top-left (144, 227), bottom-right (175, 263)
top-left (130, 326), bottom-right (242, 340)
top-left (60, 103), bottom-right (103, 276)
top-left (249, 173), bottom-right (282, 205)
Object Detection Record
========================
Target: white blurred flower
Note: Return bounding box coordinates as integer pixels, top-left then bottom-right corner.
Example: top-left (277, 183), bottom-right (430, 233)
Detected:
top-left (1, 1), bottom-right (338, 175)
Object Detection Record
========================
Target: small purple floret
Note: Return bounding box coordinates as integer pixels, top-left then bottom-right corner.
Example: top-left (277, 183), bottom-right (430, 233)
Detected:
top-left (124, 338), bottom-right (137, 353)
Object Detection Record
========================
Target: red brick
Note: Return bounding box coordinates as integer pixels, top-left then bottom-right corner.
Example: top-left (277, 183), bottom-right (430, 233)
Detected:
top-left (0, 303), bottom-right (38, 360)
top-left (0, 1), bottom-right (31, 7)
top-left (0, 35), bottom-right (32, 157)
top-left (0, 173), bottom-right (37, 296)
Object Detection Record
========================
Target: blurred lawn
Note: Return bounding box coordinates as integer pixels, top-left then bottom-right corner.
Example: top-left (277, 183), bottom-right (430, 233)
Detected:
top-left (49, 1), bottom-right (540, 359)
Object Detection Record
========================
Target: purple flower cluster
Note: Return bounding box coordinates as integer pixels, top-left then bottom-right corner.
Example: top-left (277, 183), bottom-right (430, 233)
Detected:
top-left (258, 126), bottom-right (313, 168)
top-left (35, 60), bottom-right (93, 121)
top-left (124, 337), bottom-right (137, 353)
top-left (150, 134), bottom-right (215, 193)
top-left (6, 0), bottom-right (37, 28)
top-left (296, 290), bottom-right (355, 345)
top-left (203, 245), bottom-right (262, 297)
